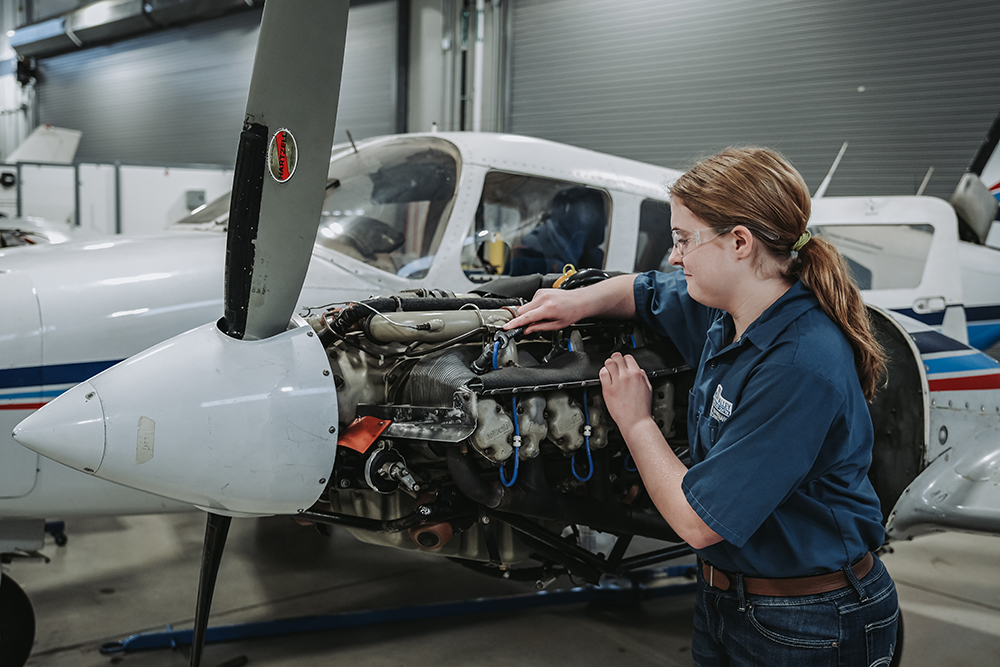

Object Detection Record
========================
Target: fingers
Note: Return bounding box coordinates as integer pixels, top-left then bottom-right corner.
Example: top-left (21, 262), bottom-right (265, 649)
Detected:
top-left (503, 289), bottom-right (570, 332)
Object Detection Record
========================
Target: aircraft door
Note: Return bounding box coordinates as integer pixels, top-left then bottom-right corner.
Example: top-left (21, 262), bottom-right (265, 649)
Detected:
top-left (0, 270), bottom-right (42, 498)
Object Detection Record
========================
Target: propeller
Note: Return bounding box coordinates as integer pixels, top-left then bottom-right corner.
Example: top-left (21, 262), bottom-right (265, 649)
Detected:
top-left (14, 1), bottom-right (350, 664)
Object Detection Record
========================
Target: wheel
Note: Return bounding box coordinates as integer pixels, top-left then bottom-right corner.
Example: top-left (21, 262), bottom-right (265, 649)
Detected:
top-left (0, 572), bottom-right (35, 667)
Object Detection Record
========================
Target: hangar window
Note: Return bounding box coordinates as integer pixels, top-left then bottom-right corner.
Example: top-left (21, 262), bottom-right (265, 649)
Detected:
top-left (463, 171), bottom-right (611, 280)
top-left (811, 223), bottom-right (933, 290)
top-left (633, 199), bottom-right (675, 273)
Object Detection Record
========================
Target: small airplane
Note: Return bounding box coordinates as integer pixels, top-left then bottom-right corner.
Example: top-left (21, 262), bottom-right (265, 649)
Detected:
top-left (0, 125), bottom-right (81, 247)
top-left (3, 4), bottom-right (1000, 666)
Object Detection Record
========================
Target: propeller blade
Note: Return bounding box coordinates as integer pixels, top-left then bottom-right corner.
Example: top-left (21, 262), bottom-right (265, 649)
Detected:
top-left (190, 512), bottom-right (232, 667)
top-left (225, 0), bottom-right (349, 341)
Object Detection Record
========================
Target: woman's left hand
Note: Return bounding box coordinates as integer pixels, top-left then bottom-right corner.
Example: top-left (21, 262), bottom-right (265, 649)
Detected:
top-left (599, 352), bottom-right (653, 435)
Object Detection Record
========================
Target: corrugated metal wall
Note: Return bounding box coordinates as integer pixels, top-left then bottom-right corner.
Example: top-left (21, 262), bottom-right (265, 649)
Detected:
top-left (508, 0), bottom-right (1000, 199)
top-left (34, 1), bottom-right (397, 165)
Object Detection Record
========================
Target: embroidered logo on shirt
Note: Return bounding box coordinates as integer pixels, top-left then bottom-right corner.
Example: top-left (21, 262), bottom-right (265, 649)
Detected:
top-left (710, 384), bottom-right (732, 422)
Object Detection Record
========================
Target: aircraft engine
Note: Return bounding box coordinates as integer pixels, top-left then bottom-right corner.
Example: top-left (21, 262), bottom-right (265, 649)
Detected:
top-left (301, 283), bottom-right (691, 572)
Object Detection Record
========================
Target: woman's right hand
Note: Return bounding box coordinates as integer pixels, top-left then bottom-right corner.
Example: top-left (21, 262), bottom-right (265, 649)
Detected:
top-left (504, 288), bottom-right (585, 333)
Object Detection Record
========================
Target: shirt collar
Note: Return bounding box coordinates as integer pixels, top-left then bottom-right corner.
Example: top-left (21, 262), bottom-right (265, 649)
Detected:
top-left (708, 281), bottom-right (820, 355)
top-left (741, 281), bottom-right (820, 349)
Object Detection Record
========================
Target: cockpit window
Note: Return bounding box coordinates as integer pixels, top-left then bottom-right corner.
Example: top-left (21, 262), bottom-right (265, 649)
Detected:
top-left (318, 137), bottom-right (460, 278)
top-left (634, 199), bottom-right (674, 272)
top-left (172, 137), bottom-right (461, 280)
top-left (464, 171), bottom-right (611, 281)
top-left (811, 224), bottom-right (933, 290)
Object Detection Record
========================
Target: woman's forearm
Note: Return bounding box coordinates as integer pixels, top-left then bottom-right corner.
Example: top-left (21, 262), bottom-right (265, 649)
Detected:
top-left (622, 418), bottom-right (723, 549)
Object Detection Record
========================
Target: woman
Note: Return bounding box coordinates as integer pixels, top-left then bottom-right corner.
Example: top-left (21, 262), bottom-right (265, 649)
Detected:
top-left (504, 147), bottom-right (899, 666)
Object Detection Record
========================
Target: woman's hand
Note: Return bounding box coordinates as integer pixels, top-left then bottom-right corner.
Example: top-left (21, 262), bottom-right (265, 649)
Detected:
top-left (504, 288), bottom-right (585, 333)
top-left (599, 352), bottom-right (653, 434)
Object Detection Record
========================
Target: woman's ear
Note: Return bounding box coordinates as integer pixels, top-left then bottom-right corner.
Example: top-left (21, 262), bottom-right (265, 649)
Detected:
top-left (731, 225), bottom-right (755, 258)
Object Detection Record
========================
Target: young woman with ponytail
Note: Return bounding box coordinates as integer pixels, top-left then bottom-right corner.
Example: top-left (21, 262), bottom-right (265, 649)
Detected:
top-left (505, 147), bottom-right (899, 666)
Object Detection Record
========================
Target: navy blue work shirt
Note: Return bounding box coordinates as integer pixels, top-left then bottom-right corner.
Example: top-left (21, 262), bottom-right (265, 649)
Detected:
top-left (633, 271), bottom-right (885, 577)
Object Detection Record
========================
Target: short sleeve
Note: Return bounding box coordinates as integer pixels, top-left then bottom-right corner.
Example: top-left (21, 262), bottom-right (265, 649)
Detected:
top-left (633, 271), bottom-right (715, 367)
top-left (681, 362), bottom-right (847, 548)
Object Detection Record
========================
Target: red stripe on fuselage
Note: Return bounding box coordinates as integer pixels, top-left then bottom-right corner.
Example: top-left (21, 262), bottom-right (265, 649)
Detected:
top-left (928, 373), bottom-right (1000, 392)
top-left (0, 402), bottom-right (47, 410)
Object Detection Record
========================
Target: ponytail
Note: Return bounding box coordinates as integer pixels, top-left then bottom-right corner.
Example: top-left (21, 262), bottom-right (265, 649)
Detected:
top-left (792, 237), bottom-right (885, 401)
top-left (671, 147), bottom-right (886, 401)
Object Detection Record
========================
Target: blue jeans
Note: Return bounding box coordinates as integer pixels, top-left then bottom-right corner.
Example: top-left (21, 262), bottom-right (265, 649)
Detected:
top-left (692, 554), bottom-right (899, 667)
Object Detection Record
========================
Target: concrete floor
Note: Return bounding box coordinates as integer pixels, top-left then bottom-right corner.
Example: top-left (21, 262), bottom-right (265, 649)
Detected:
top-left (5, 512), bottom-right (1000, 666)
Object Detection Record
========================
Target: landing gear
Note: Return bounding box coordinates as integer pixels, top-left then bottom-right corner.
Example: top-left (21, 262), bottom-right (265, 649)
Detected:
top-left (0, 572), bottom-right (35, 667)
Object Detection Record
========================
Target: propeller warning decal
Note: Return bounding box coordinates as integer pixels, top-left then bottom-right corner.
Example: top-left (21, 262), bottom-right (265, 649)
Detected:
top-left (268, 128), bottom-right (297, 183)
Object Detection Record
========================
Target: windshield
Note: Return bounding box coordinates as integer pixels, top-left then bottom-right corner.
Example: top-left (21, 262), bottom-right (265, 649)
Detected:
top-left (173, 137), bottom-right (461, 279)
top-left (317, 137), bottom-right (459, 278)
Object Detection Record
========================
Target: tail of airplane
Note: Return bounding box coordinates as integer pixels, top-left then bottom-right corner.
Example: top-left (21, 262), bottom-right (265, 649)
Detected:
top-left (950, 111), bottom-right (1000, 243)
top-left (970, 111), bottom-right (1000, 211)
top-left (4, 125), bottom-right (82, 165)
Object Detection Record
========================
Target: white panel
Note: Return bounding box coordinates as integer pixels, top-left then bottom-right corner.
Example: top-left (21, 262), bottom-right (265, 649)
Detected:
top-left (18, 164), bottom-right (75, 225)
top-left (77, 163), bottom-right (116, 236)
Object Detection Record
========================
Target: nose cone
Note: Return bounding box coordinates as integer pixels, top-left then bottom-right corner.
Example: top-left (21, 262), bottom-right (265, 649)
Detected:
top-left (13, 381), bottom-right (107, 474)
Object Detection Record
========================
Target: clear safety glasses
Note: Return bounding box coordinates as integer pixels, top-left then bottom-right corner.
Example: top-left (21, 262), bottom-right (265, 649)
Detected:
top-left (670, 227), bottom-right (733, 258)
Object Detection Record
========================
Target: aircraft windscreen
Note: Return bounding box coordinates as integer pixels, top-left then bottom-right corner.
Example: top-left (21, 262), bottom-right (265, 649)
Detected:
top-left (172, 138), bottom-right (461, 281)
top-left (812, 223), bottom-right (933, 290)
top-left (316, 137), bottom-right (460, 278)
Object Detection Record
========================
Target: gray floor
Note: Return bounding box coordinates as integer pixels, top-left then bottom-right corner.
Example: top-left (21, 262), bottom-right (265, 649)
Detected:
top-left (6, 513), bottom-right (1000, 666)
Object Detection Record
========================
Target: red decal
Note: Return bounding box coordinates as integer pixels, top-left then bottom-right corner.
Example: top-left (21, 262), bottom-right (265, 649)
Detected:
top-left (0, 402), bottom-right (47, 411)
top-left (277, 131), bottom-right (288, 181)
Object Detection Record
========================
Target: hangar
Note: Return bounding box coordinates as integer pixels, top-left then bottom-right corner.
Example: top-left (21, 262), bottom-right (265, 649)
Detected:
top-left (1, 1), bottom-right (999, 666)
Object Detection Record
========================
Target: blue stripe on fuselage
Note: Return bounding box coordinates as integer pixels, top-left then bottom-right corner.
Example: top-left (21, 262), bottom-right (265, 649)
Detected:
top-left (0, 360), bottom-right (123, 391)
top-left (923, 354), bottom-right (1000, 375)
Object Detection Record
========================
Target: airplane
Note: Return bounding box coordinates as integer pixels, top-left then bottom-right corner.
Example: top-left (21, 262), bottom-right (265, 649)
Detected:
top-left (3, 3), bottom-right (1000, 665)
top-left (0, 125), bottom-right (81, 246)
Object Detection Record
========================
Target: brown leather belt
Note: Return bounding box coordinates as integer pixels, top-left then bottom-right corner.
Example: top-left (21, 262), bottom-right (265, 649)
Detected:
top-left (700, 552), bottom-right (874, 597)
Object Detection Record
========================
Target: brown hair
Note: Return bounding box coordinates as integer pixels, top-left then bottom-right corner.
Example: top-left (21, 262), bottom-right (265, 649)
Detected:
top-left (670, 147), bottom-right (885, 401)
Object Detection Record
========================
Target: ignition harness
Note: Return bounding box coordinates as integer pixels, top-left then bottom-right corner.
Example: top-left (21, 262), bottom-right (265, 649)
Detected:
top-left (572, 390), bottom-right (594, 482)
top-left (566, 338), bottom-right (593, 482)
top-left (623, 331), bottom-right (639, 472)
top-left (494, 342), bottom-right (520, 487)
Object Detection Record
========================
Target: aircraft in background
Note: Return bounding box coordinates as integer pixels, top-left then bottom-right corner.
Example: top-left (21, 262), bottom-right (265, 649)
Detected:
top-left (4, 4), bottom-right (999, 667)
top-left (0, 125), bottom-right (82, 246)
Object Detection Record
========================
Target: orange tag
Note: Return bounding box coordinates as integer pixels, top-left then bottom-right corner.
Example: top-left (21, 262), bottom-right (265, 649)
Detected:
top-left (338, 415), bottom-right (392, 453)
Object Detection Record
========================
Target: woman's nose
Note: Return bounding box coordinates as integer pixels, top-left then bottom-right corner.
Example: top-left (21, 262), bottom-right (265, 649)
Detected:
top-left (668, 244), bottom-right (683, 266)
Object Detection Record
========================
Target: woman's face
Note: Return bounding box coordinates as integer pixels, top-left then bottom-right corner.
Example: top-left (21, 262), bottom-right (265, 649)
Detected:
top-left (669, 199), bottom-right (734, 309)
